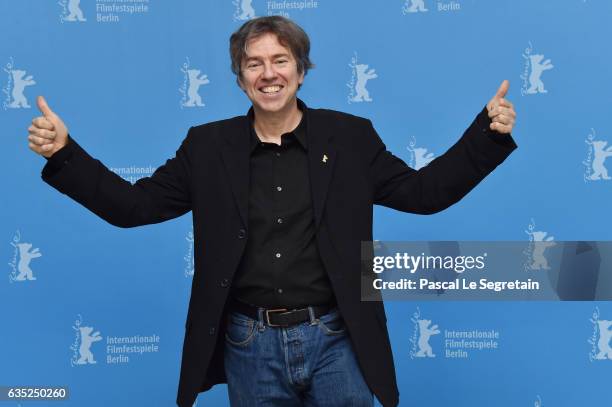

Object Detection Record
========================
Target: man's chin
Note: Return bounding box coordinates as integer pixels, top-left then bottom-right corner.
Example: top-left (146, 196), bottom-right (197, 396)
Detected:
top-left (253, 97), bottom-right (295, 114)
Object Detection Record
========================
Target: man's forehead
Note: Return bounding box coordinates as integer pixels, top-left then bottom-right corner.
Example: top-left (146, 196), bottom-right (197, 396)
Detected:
top-left (244, 34), bottom-right (292, 59)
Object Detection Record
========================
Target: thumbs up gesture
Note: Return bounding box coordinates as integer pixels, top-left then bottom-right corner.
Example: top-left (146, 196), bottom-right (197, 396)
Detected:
top-left (486, 80), bottom-right (516, 134)
top-left (27, 96), bottom-right (69, 158)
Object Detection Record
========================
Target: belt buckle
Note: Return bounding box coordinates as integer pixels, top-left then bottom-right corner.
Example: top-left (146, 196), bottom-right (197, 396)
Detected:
top-left (265, 308), bottom-right (288, 327)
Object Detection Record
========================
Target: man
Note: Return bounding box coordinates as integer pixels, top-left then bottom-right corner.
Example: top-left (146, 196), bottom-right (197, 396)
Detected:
top-left (27, 16), bottom-right (516, 407)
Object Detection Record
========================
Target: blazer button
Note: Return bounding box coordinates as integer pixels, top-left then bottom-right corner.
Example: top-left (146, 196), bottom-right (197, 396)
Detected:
top-left (209, 327), bottom-right (216, 336)
top-left (238, 229), bottom-right (247, 239)
top-left (220, 278), bottom-right (230, 288)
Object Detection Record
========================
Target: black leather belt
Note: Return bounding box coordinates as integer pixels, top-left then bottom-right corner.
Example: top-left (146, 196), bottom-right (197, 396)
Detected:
top-left (229, 298), bottom-right (337, 327)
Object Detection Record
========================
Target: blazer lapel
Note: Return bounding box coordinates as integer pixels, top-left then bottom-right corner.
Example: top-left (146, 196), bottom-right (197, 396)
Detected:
top-left (306, 108), bottom-right (337, 231)
top-left (220, 116), bottom-right (250, 228)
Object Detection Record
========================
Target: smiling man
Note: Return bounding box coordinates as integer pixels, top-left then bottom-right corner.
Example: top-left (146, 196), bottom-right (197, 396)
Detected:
top-left (28, 16), bottom-right (517, 407)
top-left (232, 24), bottom-right (308, 145)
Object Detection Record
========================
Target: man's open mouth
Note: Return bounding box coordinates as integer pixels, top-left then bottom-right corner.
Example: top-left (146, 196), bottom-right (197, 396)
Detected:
top-left (259, 85), bottom-right (284, 94)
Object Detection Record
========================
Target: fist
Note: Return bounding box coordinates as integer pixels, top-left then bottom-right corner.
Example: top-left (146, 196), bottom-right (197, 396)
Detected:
top-left (27, 96), bottom-right (69, 158)
top-left (486, 80), bottom-right (516, 134)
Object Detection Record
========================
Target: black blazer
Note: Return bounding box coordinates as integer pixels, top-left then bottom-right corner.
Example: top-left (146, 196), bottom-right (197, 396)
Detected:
top-left (42, 100), bottom-right (517, 407)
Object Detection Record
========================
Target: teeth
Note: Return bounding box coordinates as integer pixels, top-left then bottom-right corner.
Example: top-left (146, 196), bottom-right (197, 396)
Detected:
top-left (261, 85), bottom-right (282, 93)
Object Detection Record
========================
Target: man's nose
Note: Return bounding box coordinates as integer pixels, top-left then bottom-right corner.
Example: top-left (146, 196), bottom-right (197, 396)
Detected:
top-left (262, 62), bottom-right (277, 80)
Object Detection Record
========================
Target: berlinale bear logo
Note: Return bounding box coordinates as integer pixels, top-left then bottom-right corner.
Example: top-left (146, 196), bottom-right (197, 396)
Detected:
top-left (76, 326), bottom-right (103, 365)
top-left (234, 0), bottom-right (256, 21)
top-left (415, 319), bottom-right (440, 358)
top-left (14, 243), bottom-right (42, 281)
top-left (65, 0), bottom-right (87, 22)
top-left (589, 308), bottom-right (612, 362)
top-left (595, 320), bottom-right (612, 360)
top-left (586, 140), bottom-right (612, 181)
top-left (347, 53), bottom-right (378, 104)
top-left (525, 54), bottom-right (553, 95)
top-left (183, 69), bottom-right (210, 108)
top-left (403, 0), bottom-right (428, 13)
top-left (8, 69), bottom-right (36, 109)
top-left (408, 138), bottom-right (435, 170)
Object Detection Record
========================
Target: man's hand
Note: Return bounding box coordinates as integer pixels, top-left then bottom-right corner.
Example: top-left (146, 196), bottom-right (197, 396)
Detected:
top-left (486, 80), bottom-right (516, 134)
top-left (27, 96), bottom-right (69, 158)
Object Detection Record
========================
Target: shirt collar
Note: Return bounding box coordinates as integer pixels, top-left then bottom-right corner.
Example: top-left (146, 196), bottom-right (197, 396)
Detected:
top-left (248, 99), bottom-right (308, 153)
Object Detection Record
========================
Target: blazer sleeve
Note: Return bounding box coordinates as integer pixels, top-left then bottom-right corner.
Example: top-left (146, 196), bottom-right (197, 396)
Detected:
top-left (367, 107), bottom-right (517, 214)
top-left (40, 129), bottom-right (194, 228)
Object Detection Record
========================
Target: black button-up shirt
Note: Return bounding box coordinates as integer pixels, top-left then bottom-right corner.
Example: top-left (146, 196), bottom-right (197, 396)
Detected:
top-left (230, 103), bottom-right (335, 309)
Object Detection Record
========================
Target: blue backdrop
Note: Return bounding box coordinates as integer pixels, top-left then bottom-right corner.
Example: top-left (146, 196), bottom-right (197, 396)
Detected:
top-left (2, 1), bottom-right (611, 406)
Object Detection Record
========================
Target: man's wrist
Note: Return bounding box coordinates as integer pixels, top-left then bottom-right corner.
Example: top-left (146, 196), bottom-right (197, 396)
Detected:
top-left (43, 135), bottom-right (74, 172)
top-left (476, 106), bottom-right (515, 147)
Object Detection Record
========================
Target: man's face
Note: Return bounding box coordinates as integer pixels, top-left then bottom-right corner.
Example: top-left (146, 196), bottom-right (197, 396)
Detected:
top-left (238, 32), bottom-right (304, 115)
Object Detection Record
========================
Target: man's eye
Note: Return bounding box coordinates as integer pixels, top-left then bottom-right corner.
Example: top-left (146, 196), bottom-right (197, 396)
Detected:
top-left (247, 63), bottom-right (261, 68)
top-left (276, 60), bottom-right (288, 64)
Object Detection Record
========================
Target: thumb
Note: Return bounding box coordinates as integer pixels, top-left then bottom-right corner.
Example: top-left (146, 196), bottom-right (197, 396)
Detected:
top-left (37, 96), bottom-right (55, 119)
top-left (494, 80), bottom-right (510, 99)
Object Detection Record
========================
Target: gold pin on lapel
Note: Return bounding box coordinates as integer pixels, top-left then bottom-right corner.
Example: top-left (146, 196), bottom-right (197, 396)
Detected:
top-left (322, 154), bottom-right (328, 163)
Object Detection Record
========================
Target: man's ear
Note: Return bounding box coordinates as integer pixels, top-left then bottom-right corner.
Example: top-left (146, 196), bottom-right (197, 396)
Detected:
top-left (237, 75), bottom-right (246, 92)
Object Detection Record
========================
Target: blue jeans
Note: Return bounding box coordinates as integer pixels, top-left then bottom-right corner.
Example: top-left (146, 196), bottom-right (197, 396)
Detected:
top-left (223, 307), bottom-right (374, 406)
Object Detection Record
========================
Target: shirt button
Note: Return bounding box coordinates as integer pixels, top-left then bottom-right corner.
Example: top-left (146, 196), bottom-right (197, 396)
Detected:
top-left (220, 278), bottom-right (229, 288)
top-left (277, 288), bottom-right (283, 294)
top-left (277, 218), bottom-right (283, 224)
top-left (276, 152), bottom-right (281, 157)
top-left (238, 229), bottom-right (246, 239)
top-left (275, 252), bottom-right (281, 258)
top-left (276, 186), bottom-right (282, 192)
top-left (209, 327), bottom-right (216, 335)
